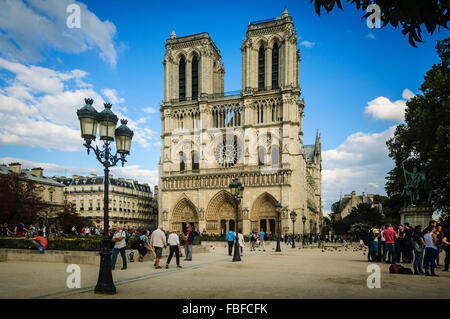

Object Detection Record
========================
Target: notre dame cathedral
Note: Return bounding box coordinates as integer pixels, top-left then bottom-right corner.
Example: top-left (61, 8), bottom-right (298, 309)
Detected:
top-left (158, 8), bottom-right (322, 237)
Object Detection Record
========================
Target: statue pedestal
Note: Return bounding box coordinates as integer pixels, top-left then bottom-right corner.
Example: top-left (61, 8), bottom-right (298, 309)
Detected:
top-left (399, 206), bottom-right (434, 227)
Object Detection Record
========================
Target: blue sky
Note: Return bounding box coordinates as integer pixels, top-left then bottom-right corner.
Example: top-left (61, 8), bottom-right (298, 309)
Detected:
top-left (0, 0), bottom-right (448, 213)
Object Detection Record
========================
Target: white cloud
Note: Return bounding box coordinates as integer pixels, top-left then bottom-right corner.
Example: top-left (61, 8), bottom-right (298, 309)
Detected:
top-left (0, 0), bottom-right (119, 66)
top-left (102, 88), bottom-right (125, 105)
top-left (322, 126), bottom-right (396, 212)
top-left (143, 107), bottom-right (157, 114)
top-left (366, 33), bottom-right (376, 40)
top-left (0, 59), bottom-right (157, 151)
top-left (402, 88), bottom-right (415, 100)
top-left (0, 157), bottom-right (158, 187)
top-left (300, 41), bottom-right (315, 48)
top-left (364, 95), bottom-right (406, 122)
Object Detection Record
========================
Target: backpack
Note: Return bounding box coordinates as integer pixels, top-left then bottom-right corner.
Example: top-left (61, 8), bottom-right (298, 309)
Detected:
top-left (389, 264), bottom-right (413, 275)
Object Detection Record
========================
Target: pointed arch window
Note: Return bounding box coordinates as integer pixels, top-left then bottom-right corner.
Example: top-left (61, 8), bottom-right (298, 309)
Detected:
top-left (258, 146), bottom-right (266, 166)
top-left (271, 145), bottom-right (279, 169)
top-left (180, 152), bottom-right (186, 172)
top-left (272, 43), bottom-right (279, 89)
top-left (192, 56), bottom-right (198, 100)
top-left (192, 151), bottom-right (199, 171)
top-left (179, 57), bottom-right (186, 101)
top-left (258, 45), bottom-right (265, 91)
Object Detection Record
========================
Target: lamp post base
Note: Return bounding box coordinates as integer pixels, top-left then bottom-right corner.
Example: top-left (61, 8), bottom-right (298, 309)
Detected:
top-left (276, 234), bottom-right (281, 252)
top-left (94, 238), bottom-right (116, 294)
top-left (232, 240), bottom-right (241, 262)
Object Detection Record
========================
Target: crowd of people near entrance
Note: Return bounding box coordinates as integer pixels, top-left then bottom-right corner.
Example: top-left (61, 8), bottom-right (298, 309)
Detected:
top-left (367, 221), bottom-right (449, 276)
top-left (110, 224), bottom-right (198, 271)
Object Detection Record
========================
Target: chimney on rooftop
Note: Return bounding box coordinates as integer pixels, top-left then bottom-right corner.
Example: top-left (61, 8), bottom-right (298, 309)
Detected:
top-left (31, 167), bottom-right (43, 178)
top-left (9, 163), bottom-right (22, 174)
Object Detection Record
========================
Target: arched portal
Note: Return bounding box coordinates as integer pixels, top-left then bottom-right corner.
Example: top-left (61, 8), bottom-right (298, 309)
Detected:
top-left (171, 196), bottom-right (199, 233)
top-left (251, 192), bottom-right (278, 234)
top-left (206, 190), bottom-right (242, 234)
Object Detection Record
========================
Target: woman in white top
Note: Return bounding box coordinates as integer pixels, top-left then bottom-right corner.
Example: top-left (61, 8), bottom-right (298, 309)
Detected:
top-left (238, 232), bottom-right (245, 256)
top-left (423, 226), bottom-right (438, 276)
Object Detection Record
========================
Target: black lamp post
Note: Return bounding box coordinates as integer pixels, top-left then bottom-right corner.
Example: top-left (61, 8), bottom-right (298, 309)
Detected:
top-left (229, 178), bottom-right (243, 262)
top-left (290, 210), bottom-right (297, 248)
top-left (275, 202), bottom-right (282, 252)
top-left (302, 215), bottom-right (306, 246)
top-left (76, 98), bottom-right (134, 294)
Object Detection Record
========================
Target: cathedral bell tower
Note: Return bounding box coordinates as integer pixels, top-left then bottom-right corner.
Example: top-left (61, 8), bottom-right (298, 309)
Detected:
top-left (163, 31), bottom-right (224, 103)
top-left (241, 7), bottom-right (300, 92)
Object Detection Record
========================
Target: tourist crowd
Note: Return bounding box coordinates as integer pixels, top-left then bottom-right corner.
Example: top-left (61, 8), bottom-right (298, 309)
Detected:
top-left (366, 221), bottom-right (449, 276)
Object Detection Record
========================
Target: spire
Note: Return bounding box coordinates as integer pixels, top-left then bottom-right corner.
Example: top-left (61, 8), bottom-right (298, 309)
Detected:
top-left (170, 29), bottom-right (176, 39)
top-left (282, 6), bottom-right (289, 18)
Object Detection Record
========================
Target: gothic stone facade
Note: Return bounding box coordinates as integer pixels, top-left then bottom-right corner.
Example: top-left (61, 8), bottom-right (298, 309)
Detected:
top-left (159, 9), bottom-right (322, 236)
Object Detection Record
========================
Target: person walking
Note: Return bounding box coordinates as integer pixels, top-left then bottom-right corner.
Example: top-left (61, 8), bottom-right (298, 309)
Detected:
top-left (412, 225), bottom-right (425, 275)
top-left (423, 225), bottom-right (439, 276)
top-left (238, 231), bottom-right (244, 256)
top-left (226, 229), bottom-right (235, 256)
top-left (249, 232), bottom-right (256, 251)
top-left (137, 232), bottom-right (152, 262)
top-left (166, 230), bottom-right (182, 269)
top-left (259, 229), bottom-right (266, 252)
top-left (150, 225), bottom-right (167, 269)
top-left (183, 225), bottom-right (194, 261)
top-left (111, 225), bottom-right (127, 270)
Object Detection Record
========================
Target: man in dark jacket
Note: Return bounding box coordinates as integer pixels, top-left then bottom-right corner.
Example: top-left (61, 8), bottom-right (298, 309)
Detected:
top-left (183, 225), bottom-right (195, 261)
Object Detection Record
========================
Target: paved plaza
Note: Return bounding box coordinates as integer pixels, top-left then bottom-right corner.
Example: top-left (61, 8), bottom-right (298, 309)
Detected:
top-left (0, 243), bottom-right (448, 299)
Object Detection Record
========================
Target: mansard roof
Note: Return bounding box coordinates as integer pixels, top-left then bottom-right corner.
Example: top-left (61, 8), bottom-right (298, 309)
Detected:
top-left (0, 164), bottom-right (62, 187)
top-left (53, 176), bottom-right (152, 193)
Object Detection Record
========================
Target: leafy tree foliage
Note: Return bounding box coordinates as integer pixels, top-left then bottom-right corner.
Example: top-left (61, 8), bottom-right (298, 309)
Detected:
top-left (310, 1), bottom-right (449, 47)
top-left (56, 202), bottom-right (92, 234)
top-left (331, 202), bottom-right (383, 234)
top-left (386, 38), bottom-right (450, 213)
top-left (0, 172), bottom-right (50, 225)
top-left (373, 194), bottom-right (402, 225)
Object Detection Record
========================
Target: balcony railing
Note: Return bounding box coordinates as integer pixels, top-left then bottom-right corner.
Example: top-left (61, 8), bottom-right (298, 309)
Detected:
top-left (169, 90), bottom-right (242, 103)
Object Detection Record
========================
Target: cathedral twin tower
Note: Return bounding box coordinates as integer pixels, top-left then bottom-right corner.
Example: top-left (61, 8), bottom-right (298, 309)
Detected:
top-left (158, 9), bottom-right (322, 237)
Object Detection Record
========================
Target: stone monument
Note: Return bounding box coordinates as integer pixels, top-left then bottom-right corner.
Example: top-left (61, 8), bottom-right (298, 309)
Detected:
top-left (399, 160), bottom-right (434, 227)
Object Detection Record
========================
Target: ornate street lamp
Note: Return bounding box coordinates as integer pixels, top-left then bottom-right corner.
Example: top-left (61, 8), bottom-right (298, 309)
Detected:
top-left (302, 215), bottom-right (306, 246)
top-left (275, 202), bottom-right (282, 252)
top-left (76, 98), bottom-right (134, 294)
top-left (290, 210), bottom-right (297, 248)
top-left (229, 178), bottom-right (243, 262)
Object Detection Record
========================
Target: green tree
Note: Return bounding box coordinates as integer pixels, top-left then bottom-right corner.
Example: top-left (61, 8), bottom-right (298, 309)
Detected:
top-left (373, 194), bottom-right (402, 224)
top-left (331, 202), bottom-right (383, 234)
top-left (0, 172), bottom-right (50, 226)
top-left (386, 38), bottom-right (450, 213)
top-left (310, 0), bottom-right (449, 47)
top-left (56, 202), bottom-right (92, 234)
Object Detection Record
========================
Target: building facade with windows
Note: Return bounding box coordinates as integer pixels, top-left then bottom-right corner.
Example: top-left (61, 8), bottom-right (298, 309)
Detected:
top-left (0, 163), bottom-right (65, 222)
top-left (159, 9), bottom-right (322, 236)
top-left (55, 174), bottom-right (157, 229)
top-left (333, 191), bottom-right (382, 220)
